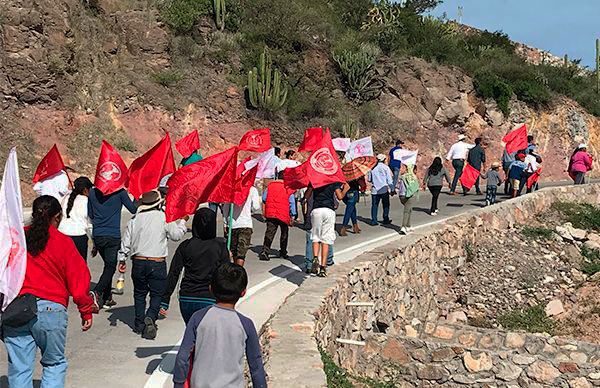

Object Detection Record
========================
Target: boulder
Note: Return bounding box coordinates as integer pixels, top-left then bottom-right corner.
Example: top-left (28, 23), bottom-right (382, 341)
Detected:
top-left (545, 299), bottom-right (565, 316)
top-left (463, 351), bottom-right (493, 373)
top-left (527, 360), bottom-right (561, 383)
top-left (447, 310), bottom-right (468, 324)
top-left (556, 224), bottom-right (574, 241)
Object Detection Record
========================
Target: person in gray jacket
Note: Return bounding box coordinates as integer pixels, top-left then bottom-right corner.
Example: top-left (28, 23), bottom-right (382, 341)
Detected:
top-left (423, 157), bottom-right (451, 215)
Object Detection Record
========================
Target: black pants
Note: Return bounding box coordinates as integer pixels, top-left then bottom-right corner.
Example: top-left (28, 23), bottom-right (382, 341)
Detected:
top-left (70, 235), bottom-right (89, 261)
top-left (131, 259), bottom-right (167, 331)
top-left (574, 172), bottom-right (586, 185)
top-left (428, 186), bottom-right (442, 213)
top-left (93, 236), bottom-right (121, 304)
top-left (518, 171), bottom-right (533, 195)
top-left (262, 218), bottom-right (289, 256)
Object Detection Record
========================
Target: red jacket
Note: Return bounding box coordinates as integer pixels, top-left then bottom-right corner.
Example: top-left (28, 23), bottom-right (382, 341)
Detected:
top-left (20, 226), bottom-right (94, 320)
top-left (264, 181), bottom-right (292, 224)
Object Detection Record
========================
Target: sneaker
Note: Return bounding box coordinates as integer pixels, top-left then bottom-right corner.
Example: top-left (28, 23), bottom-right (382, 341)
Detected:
top-left (485, 200), bottom-right (490, 207)
top-left (400, 227), bottom-right (408, 235)
top-left (381, 219), bottom-right (392, 225)
top-left (317, 266), bottom-right (327, 277)
top-left (142, 317), bottom-right (157, 340)
top-left (103, 299), bottom-right (117, 309)
top-left (279, 251), bottom-right (289, 260)
top-left (369, 221), bottom-right (379, 226)
top-left (305, 267), bottom-right (311, 274)
top-left (90, 291), bottom-right (100, 314)
top-left (311, 257), bottom-right (320, 274)
top-left (258, 252), bottom-right (270, 261)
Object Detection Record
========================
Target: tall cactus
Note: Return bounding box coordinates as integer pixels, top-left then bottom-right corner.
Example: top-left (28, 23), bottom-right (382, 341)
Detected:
top-left (341, 115), bottom-right (360, 140)
top-left (333, 44), bottom-right (384, 102)
top-left (247, 47), bottom-right (288, 111)
top-left (213, 0), bottom-right (226, 31)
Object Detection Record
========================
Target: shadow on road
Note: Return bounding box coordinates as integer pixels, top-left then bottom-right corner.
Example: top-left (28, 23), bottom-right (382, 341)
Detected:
top-left (106, 305), bottom-right (136, 330)
top-left (268, 264), bottom-right (308, 287)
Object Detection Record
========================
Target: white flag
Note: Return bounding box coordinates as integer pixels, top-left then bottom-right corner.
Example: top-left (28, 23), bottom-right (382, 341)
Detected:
top-left (331, 138), bottom-right (351, 152)
top-left (0, 148), bottom-right (27, 310)
top-left (345, 136), bottom-right (374, 161)
top-left (250, 148), bottom-right (279, 179)
top-left (393, 149), bottom-right (419, 166)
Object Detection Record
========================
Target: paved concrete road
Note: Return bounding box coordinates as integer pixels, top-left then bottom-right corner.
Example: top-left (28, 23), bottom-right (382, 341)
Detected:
top-left (0, 183), bottom-right (568, 387)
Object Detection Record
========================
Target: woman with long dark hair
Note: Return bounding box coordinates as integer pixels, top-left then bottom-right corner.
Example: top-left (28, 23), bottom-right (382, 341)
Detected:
top-left (3, 196), bottom-right (94, 387)
top-left (423, 157), bottom-right (451, 215)
top-left (59, 176), bottom-right (93, 260)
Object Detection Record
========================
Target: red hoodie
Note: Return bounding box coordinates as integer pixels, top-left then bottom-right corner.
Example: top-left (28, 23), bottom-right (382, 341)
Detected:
top-left (20, 225), bottom-right (94, 320)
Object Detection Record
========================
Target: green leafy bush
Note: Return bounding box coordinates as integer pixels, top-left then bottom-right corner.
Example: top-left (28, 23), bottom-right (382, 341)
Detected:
top-left (581, 246), bottom-right (600, 276)
top-left (161, 0), bottom-right (212, 34)
top-left (474, 72), bottom-right (512, 115)
top-left (522, 226), bottom-right (554, 240)
top-left (552, 202), bottom-right (600, 231)
top-left (152, 70), bottom-right (184, 87)
top-left (319, 348), bottom-right (354, 388)
top-left (498, 305), bottom-right (556, 334)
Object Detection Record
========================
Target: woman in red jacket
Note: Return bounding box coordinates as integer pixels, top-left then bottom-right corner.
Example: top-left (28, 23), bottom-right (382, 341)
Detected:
top-left (3, 195), bottom-right (94, 388)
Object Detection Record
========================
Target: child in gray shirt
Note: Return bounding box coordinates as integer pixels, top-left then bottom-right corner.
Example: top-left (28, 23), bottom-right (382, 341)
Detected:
top-left (482, 162), bottom-right (503, 206)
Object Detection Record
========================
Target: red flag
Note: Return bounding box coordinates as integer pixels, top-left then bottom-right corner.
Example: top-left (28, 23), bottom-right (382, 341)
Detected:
top-left (234, 164), bottom-right (258, 206)
top-left (459, 164), bottom-right (481, 190)
top-left (94, 141), bottom-right (129, 195)
top-left (165, 147), bottom-right (238, 222)
top-left (502, 124), bottom-right (528, 154)
top-left (32, 145), bottom-right (66, 183)
top-left (306, 129), bottom-right (345, 188)
top-left (297, 127), bottom-right (324, 152)
top-left (238, 128), bottom-right (271, 152)
top-left (175, 130), bottom-right (200, 158)
top-left (527, 167), bottom-right (542, 189)
top-left (283, 161), bottom-right (310, 190)
top-left (128, 134), bottom-right (176, 199)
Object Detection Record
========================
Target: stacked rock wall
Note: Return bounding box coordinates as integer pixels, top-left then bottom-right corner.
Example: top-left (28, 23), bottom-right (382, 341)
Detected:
top-left (261, 184), bottom-right (600, 387)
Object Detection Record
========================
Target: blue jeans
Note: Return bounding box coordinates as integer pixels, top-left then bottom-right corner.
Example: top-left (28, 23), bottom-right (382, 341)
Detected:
top-left (131, 259), bottom-right (167, 330)
top-left (4, 300), bottom-right (68, 388)
top-left (304, 231), bottom-right (334, 269)
top-left (342, 190), bottom-right (359, 226)
top-left (179, 298), bottom-right (215, 324)
top-left (392, 167), bottom-right (400, 189)
top-left (450, 159), bottom-right (465, 193)
top-left (371, 192), bottom-right (390, 224)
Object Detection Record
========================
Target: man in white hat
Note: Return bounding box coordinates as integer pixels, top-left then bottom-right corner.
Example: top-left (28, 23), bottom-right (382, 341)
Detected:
top-left (445, 133), bottom-right (474, 195)
top-left (117, 190), bottom-right (188, 339)
top-left (367, 154), bottom-right (394, 226)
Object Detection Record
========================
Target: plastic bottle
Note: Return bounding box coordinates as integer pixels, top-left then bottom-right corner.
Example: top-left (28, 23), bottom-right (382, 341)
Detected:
top-left (114, 273), bottom-right (125, 295)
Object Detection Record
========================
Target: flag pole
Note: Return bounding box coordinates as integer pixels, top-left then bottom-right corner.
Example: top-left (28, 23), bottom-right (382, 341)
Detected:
top-left (227, 203), bottom-right (233, 250)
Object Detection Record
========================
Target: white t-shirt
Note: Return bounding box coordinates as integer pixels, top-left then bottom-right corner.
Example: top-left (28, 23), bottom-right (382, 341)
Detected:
top-left (446, 141), bottom-right (475, 161)
top-left (59, 194), bottom-right (93, 237)
top-left (524, 154), bottom-right (539, 173)
top-left (33, 171), bottom-right (70, 201)
top-left (225, 187), bottom-right (262, 229)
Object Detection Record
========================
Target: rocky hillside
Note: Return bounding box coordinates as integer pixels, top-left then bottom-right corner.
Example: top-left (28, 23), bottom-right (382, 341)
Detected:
top-left (1, 0), bottom-right (599, 201)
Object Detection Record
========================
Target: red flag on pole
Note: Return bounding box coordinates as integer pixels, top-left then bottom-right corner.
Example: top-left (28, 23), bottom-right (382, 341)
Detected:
top-left (233, 163), bottom-right (258, 206)
top-left (297, 127), bottom-right (324, 152)
top-left (527, 167), bottom-right (542, 189)
top-left (94, 141), bottom-right (129, 195)
top-left (283, 161), bottom-right (310, 190)
top-left (238, 128), bottom-right (271, 152)
top-left (165, 147), bottom-right (238, 222)
top-left (32, 145), bottom-right (66, 183)
top-left (502, 124), bottom-right (528, 154)
top-left (128, 133), bottom-right (176, 199)
top-left (175, 130), bottom-right (200, 158)
top-left (459, 163), bottom-right (481, 190)
top-left (306, 129), bottom-right (345, 188)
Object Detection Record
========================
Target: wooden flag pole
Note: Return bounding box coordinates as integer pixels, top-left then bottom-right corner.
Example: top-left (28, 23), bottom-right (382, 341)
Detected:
top-left (227, 203), bottom-right (234, 250)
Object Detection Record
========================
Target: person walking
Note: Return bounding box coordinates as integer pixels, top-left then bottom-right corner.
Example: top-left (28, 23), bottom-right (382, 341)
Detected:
top-left (88, 187), bottom-right (137, 311)
top-left (466, 137), bottom-right (486, 195)
top-left (340, 177), bottom-right (363, 236)
top-left (59, 176), bottom-right (94, 261)
top-left (161, 208), bottom-right (230, 324)
top-left (502, 148), bottom-right (516, 194)
top-left (3, 196), bottom-right (94, 388)
top-left (117, 191), bottom-right (187, 339)
top-left (423, 157), bottom-right (451, 215)
top-left (446, 134), bottom-right (474, 195)
top-left (519, 147), bottom-right (541, 195)
top-left (368, 154), bottom-right (394, 226)
top-left (33, 170), bottom-right (70, 202)
top-left (259, 173), bottom-right (293, 261)
top-left (396, 164), bottom-right (420, 234)
top-left (568, 144), bottom-right (593, 185)
top-left (388, 139), bottom-right (404, 188)
top-left (308, 181), bottom-right (349, 277)
top-left (303, 186), bottom-right (335, 273)
top-left (482, 162), bottom-right (503, 206)
top-left (224, 185), bottom-right (261, 266)
top-left (508, 153), bottom-right (527, 198)
top-left (181, 149), bottom-right (203, 167)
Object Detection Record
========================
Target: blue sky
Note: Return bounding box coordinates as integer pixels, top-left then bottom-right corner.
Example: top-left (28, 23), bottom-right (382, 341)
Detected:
top-left (429, 0), bottom-right (599, 68)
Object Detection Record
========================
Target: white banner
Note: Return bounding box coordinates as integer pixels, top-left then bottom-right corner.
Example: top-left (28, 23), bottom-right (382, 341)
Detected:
top-left (345, 136), bottom-right (374, 161)
top-left (393, 149), bottom-right (419, 166)
top-left (247, 148), bottom-right (279, 179)
top-left (0, 148), bottom-right (27, 309)
top-left (331, 138), bottom-right (351, 152)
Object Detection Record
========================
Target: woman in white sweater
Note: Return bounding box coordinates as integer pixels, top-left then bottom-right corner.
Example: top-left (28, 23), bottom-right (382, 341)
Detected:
top-left (59, 177), bottom-right (93, 261)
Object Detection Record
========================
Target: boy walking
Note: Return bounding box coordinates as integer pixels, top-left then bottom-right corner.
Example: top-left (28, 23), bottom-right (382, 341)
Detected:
top-left (259, 173), bottom-right (294, 261)
top-left (173, 263), bottom-right (267, 388)
top-left (224, 185), bottom-right (261, 266)
top-left (482, 162), bottom-right (503, 206)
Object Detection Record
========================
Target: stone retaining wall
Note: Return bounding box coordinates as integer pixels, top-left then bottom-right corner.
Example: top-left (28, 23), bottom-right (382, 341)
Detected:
top-left (261, 184), bottom-right (600, 387)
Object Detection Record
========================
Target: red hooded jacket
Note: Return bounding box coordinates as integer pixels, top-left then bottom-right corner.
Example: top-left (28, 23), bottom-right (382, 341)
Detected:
top-left (264, 181), bottom-right (292, 224)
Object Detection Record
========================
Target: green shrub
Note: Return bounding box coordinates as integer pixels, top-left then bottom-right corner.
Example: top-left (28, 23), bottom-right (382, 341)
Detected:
top-left (498, 305), bottom-right (556, 334)
top-left (474, 72), bottom-right (512, 115)
top-left (333, 43), bottom-right (384, 102)
top-left (513, 79), bottom-right (551, 107)
top-left (152, 69), bottom-right (184, 87)
top-left (552, 202), bottom-right (600, 231)
top-left (522, 226), bottom-right (554, 240)
top-left (581, 246), bottom-right (600, 276)
top-left (161, 0), bottom-right (212, 34)
top-left (319, 348), bottom-right (354, 388)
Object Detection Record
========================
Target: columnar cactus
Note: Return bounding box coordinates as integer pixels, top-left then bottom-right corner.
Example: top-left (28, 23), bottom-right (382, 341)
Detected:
top-left (333, 44), bottom-right (384, 102)
top-left (213, 0), bottom-right (226, 31)
top-left (342, 115), bottom-right (360, 140)
top-left (247, 47), bottom-right (288, 111)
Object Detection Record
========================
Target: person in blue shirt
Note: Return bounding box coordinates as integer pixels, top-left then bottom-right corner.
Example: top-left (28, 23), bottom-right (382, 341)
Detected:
top-left (388, 139), bottom-right (404, 188)
top-left (508, 153), bottom-right (527, 198)
top-left (88, 188), bottom-right (137, 311)
top-left (181, 150), bottom-right (203, 166)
